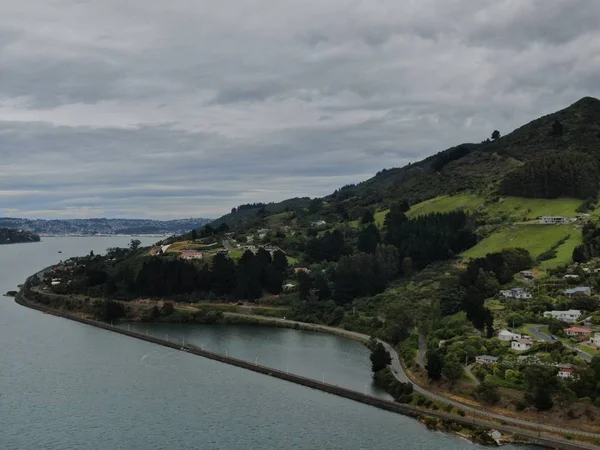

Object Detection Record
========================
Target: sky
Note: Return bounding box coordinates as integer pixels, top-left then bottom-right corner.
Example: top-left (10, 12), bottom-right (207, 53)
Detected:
top-left (1, 0), bottom-right (599, 220)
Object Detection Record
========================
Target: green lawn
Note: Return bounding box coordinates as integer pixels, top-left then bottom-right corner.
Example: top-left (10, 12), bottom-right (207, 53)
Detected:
top-left (462, 224), bottom-right (580, 265)
top-left (349, 209), bottom-right (389, 228)
top-left (578, 344), bottom-right (599, 356)
top-left (482, 197), bottom-right (582, 222)
top-left (407, 193), bottom-right (484, 218)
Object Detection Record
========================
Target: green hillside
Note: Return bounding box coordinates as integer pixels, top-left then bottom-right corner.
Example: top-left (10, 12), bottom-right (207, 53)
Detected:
top-left (462, 224), bottom-right (582, 268)
top-left (406, 193), bottom-right (484, 218)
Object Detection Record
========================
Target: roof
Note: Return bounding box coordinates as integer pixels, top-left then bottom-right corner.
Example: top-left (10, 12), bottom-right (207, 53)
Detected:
top-left (565, 327), bottom-right (591, 333)
top-left (515, 338), bottom-right (533, 345)
top-left (499, 329), bottom-right (519, 336)
top-left (476, 355), bottom-right (499, 361)
top-left (565, 287), bottom-right (591, 294)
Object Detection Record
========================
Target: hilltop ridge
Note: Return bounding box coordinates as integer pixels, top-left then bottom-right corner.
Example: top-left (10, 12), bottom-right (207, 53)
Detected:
top-left (212, 96), bottom-right (600, 228)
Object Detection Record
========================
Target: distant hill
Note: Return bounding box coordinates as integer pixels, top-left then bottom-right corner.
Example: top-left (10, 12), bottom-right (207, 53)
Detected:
top-left (0, 228), bottom-right (40, 245)
top-left (209, 96), bottom-right (600, 228)
top-left (0, 217), bottom-right (212, 236)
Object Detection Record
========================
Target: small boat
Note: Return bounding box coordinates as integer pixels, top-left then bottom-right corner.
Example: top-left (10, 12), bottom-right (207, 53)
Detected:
top-left (58, 250), bottom-right (62, 254)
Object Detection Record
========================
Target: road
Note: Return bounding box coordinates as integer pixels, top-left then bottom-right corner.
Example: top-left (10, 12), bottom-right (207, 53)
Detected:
top-left (222, 240), bottom-right (235, 252)
top-left (464, 364), bottom-right (481, 386)
top-left (225, 313), bottom-right (600, 439)
top-left (526, 325), bottom-right (593, 362)
top-left (417, 333), bottom-right (427, 369)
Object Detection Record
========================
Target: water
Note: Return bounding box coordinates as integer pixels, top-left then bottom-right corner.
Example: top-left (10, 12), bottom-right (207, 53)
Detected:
top-left (0, 237), bottom-right (523, 449)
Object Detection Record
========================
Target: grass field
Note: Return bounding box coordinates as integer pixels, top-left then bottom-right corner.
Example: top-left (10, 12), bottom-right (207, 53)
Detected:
top-left (482, 197), bottom-right (582, 222)
top-left (462, 224), bottom-right (581, 267)
top-left (349, 209), bottom-right (389, 228)
top-left (407, 193), bottom-right (484, 218)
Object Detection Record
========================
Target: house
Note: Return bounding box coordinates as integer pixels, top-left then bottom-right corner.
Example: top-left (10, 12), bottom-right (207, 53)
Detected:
top-left (564, 327), bottom-right (592, 337)
top-left (511, 338), bottom-right (534, 351)
top-left (498, 329), bottom-right (521, 342)
top-left (500, 288), bottom-right (532, 299)
top-left (557, 364), bottom-right (575, 379)
top-left (311, 220), bottom-right (327, 227)
top-left (475, 355), bottom-right (499, 365)
top-left (563, 274), bottom-right (580, 280)
top-left (520, 270), bottom-right (534, 280)
top-left (590, 333), bottom-right (600, 346)
top-left (577, 214), bottom-right (591, 220)
top-left (180, 250), bottom-right (203, 260)
top-left (283, 283), bottom-right (296, 292)
top-left (539, 216), bottom-right (570, 224)
top-left (294, 267), bottom-right (311, 274)
top-left (543, 310), bottom-right (582, 324)
top-left (564, 286), bottom-right (592, 296)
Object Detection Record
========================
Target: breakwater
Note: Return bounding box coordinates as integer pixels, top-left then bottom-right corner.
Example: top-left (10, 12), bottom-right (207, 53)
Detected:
top-left (15, 290), bottom-right (597, 450)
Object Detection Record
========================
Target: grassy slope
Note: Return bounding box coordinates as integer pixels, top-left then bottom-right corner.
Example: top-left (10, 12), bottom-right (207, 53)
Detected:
top-left (483, 197), bottom-right (582, 222)
top-left (462, 224), bottom-right (582, 267)
top-left (407, 193), bottom-right (485, 218)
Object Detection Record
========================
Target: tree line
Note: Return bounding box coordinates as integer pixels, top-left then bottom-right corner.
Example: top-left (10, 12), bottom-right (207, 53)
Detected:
top-left (500, 151), bottom-right (600, 199)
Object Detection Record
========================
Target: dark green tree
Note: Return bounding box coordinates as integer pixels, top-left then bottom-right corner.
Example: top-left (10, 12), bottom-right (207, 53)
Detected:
top-left (357, 223), bottom-right (380, 254)
top-left (129, 239), bottom-right (141, 251)
top-left (370, 342), bottom-right (392, 373)
top-left (491, 130), bottom-right (500, 141)
top-left (361, 209), bottom-right (375, 224)
top-left (427, 351), bottom-right (444, 381)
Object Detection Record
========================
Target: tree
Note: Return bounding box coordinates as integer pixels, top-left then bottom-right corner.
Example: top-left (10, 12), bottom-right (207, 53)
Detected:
top-left (313, 274), bottom-right (331, 301)
top-left (491, 130), bottom-right (501, 141)
top-left (129, 239), bottom-right (141, 251)
top-left (297, 270), bottom-right (313, 300)
top-left (476, 382), bottom-right (500, 405)
top-left (357, 223), bottom-right (380, 254)
top-left (370, 342), bottom-right (392, 373)
top-left (402, 257), bottom-right (414, 278)
top-left (442, 359), bottom-right (464, 383)
top-left (376, 244), bottom-right (400, 282)
top-left (191, 229), bottom-right (198, 240)
top-left (161, 302), bottom-right (175, 316)
top-left (272, 250), bottom-right (288, 274)
top-left (308, 198), bottom-right (323, 214)
top-left (523, 365), bottom-right (558, 410)
top-left (361, 209), bottom-right (375, 224)
top-left (427, 351), bottom-right (444, 380)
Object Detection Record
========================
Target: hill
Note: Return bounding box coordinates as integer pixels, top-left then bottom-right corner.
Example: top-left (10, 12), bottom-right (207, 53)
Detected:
top-left (212, 97), bottom-right (600, 228)
top-left (0, 228), bottom-right (40, 245)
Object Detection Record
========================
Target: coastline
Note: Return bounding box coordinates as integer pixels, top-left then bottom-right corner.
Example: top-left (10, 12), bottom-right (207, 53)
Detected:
top-left (15, 284), bottom-right (598, 449)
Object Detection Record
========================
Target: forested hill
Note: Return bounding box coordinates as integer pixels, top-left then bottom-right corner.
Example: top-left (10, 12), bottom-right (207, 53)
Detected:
top-left (211, 96), bottom-right (600, 228)
top-left (0, 228), bottom-right (40, 245)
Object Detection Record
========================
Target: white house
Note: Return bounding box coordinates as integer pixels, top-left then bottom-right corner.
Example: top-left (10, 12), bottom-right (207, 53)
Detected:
top-left (564, 286), bottom-right (592, 296)
top-left (543, 310), bottom-right (582, 324)
top-left (500, 288), bottom-right (532, 299)
top-left (520, 271), bottom-right (534, 280)
top-left (475, 355), bottom-right (499, 365)
top-left (557, 364), bottom-right (575, 379)
top-left (180, 250), bottom-right (203, 260)
top-left (563, 274), bottom-right (580, 280)
top-left (311, 220), bottom-right (327, 227)
top-left (539, 216), bottom-right (570, 224)
top-left (498, 329), bottom-right (521, 342)
top-left (511, 338), bottom-right (534, 352)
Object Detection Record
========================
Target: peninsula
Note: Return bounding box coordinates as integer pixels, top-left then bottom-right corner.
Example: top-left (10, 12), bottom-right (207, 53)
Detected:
top-left (0, 228), bottom-right (40, 245)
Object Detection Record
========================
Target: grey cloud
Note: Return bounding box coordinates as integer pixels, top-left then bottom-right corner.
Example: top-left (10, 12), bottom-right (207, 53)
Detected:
top-left (0, 0), bottom-right (599, 219)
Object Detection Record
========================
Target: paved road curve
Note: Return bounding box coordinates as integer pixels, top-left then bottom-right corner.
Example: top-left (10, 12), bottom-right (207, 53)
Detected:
top-left (527, 325), bottom-right (593, 362)
top-left (225, 313), bottom-right (600, 439)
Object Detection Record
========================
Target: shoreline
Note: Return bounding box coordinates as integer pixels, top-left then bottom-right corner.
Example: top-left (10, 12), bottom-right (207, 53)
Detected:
top-left (15, 286), bottom-right (597, 449)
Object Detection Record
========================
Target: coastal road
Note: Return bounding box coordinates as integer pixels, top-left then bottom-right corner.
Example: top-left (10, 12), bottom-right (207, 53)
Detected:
top-left (417, 334), bottom-right (427, 369)
top-left (225, 313), bottom-right (600, 439)
top-left (526, 325), bottom-right (593, 362)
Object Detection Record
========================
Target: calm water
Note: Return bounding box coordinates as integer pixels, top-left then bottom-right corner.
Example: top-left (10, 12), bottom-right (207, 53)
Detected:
top-left (0, 237), bottom-right (523, 449)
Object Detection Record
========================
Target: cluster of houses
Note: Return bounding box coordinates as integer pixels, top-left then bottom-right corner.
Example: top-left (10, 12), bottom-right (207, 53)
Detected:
top-left (500, 288), bottom-right (532, 299)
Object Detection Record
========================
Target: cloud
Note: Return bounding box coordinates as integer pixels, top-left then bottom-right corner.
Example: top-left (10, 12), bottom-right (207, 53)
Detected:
top-left (0, 0), bottom-right (599, 219)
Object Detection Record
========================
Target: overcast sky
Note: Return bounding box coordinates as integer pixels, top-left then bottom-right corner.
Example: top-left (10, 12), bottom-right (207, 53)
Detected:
top-left (1, 0), bottom-right (599, 219)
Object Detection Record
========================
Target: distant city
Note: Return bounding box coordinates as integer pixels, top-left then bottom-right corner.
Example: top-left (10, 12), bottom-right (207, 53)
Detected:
top-left (0, 217), bottom-right (212, 236)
